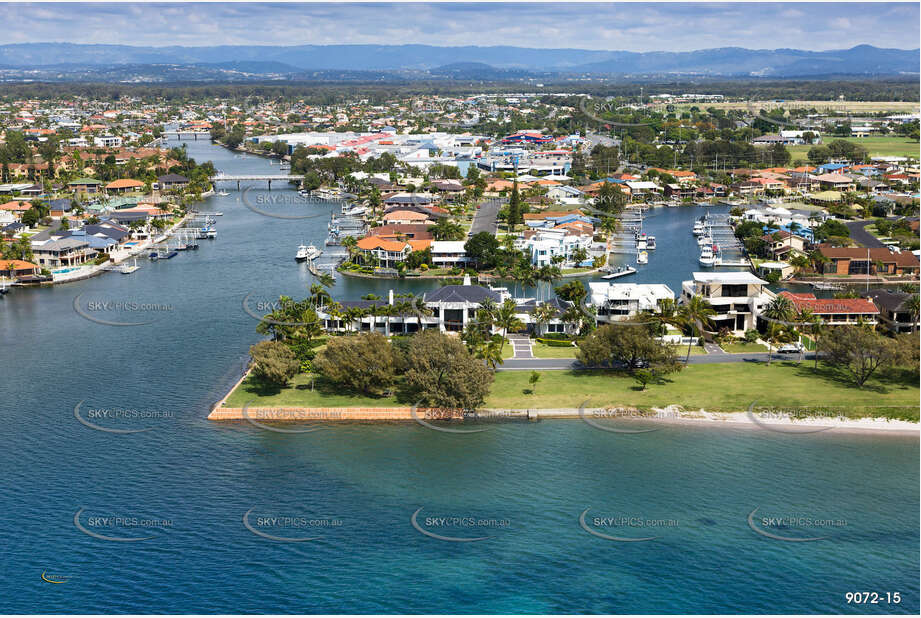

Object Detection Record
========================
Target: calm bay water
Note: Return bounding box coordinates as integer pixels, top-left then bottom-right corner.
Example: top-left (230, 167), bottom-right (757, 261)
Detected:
top-left (0, 138), bottom-right (917, 614)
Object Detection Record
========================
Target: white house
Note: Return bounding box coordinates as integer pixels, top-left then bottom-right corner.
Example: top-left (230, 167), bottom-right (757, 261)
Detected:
top-left (680, 271), bottom-right (776, 334)
top-left (93, 135), bottom-right (123, 148)
top-left (519, 228), bottom-right (592, 267)
top-left (430, 241), bottom-right (469, 269)
top-left (590, 282), bottom-right (675, 323)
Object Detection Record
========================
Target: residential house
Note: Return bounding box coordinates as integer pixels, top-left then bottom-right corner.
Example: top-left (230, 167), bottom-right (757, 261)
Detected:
top-left (157, 174), bottom-right (189, 191)
top-left (814, 173), bottom-right (856, 192)
top-left (31, 237), bottom-right (94, 267)
top-left (589, 282), bottom-right (675, 323)
top-left (862, 290), bottom-right (919, 333)
top-left (105, 178), bottom-right (145, 194)
top-left (760, 230), bottom-right (806, 259)
top-left (382, 209), bottom-right (431, 226)
top-left (68, 177), bottom-right (102, 194)
top-left (0, 259), bottom-right (41, 279)
top-left (778, 292), bottom-right (879, 326)
top-left (429, 240), bottom-right (469, 269)
top-left (817, 246), bottom-right (919, 277)
top-left (681, 271), bottom-right (776, 334)
top-left (355, 236), bottom-right (411, 268)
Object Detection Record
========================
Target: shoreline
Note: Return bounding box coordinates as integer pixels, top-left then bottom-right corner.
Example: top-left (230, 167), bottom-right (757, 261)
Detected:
top-left (208, 396), bottom-right (919, 435)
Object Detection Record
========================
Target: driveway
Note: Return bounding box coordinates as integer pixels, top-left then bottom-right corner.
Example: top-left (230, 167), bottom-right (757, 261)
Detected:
top-left (845, 220), bottom-right (886, 248)
top-left (470, 198), bottom-right (502, 236)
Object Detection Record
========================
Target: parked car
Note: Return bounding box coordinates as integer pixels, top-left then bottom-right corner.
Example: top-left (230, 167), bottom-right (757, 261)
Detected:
top-left (630, 359), bottom-right (650, 368)
top-left (777, 343), bottom-right (804, 354)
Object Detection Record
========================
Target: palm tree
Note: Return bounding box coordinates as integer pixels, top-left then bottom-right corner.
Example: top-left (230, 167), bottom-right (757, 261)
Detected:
top-left (532, 302), bottom-right (558, 338)
top-left (793, 307), bottom-right (814, 363)
top-left (761, 295), bottom-right (796, 365)
top-left (317, 271), bottom-right (336, 289)
top-left (763, 322), bottom-right (788, 365)
top-left (428, 218), bottom-right (464, 241)
top-left (341, 236), bottom-right (358, 262)
top-left (905, 294), bottom-right (920, 334)
top-left (309, 283), bottom-right (332, 308)
top-left (493, 298), bottom-right (524, 355)
top-left (678, 295), bottom-right (715, 363)
top-left (789, 254), bottom-right (810, 275)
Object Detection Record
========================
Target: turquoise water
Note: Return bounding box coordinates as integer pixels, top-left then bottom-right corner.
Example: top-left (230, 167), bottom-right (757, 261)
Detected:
top-left (0, 137), bottom-right (917, 613)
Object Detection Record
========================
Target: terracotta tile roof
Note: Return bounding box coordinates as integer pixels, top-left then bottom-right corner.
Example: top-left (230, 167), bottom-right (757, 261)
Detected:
top-left (408, 239), bottom-right (432, 252)
top-left (0, 201), bottom-right (32, 211)
top-left (356, 237), bottom-right (408, 252)
top-left (105, 179), bottom-right (144, 189)
top-left (779, 291), bottom-right (879, 315)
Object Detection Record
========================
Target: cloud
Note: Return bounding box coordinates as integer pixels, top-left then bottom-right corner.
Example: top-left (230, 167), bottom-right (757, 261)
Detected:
top-left (0, 2), bottom-right (917, 51)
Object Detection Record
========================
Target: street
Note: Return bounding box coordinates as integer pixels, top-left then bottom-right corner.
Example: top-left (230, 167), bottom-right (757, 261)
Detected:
top-left (470, 197), bottom-right (502, 236)
top-left (497, 352), bottom-right (818, 371)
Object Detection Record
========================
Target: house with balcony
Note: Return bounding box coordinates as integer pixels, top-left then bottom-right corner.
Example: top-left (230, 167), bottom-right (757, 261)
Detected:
top-left (519, 228), bottom-right (592, 267)
top-left (589, 282), bottom-right (675, 323)
top-left (862, 290), bottom-right (919, 333)
top-left (355, 236), bottom-right (412, 268)
top-left (31, 237), bottom-right (94, 267)
top-left (778, 292), bottom-right (879, 327)
top-left (430, 241), bottom-right (469, 269)
top-left (818, 246), bottom-right (919, 277)
top-left (681, 272), bottom-right (776, 334)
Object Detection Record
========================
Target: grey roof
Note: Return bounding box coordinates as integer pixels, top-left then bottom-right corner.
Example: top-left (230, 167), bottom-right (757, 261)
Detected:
top-left (34, 237), bottom-right (89, 251)
top-left (158, 173), bottom-right (189, 183)
top-left (863, 290), bottom-right (913, 312)
top-left (515, 298), bottom-right (568, 315)
top-left (424, 285), bottom-right (501, 304)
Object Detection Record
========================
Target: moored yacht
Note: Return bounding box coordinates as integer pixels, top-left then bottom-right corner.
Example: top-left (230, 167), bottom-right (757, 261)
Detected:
top-left (295, 244), bottom-right (322, 261)
top-left (636, 250), bottom-right (649, 265)
top-left (699, 244), bottom-right (716, 267)
top-left (646, 235), bottom-right (656, 250)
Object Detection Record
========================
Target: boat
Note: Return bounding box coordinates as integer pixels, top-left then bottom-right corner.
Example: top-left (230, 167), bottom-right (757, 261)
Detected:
top-left (635, 233), bottom-right (648, 250)
top-left (295, 244), bottom-right (322, 261)
top-left (697, 230), bottom-right (712, 246)
top-left (699, 244), bottom-right (716, 267)
top-left (692, 220), bottom-right (705, 236)
top-left (646, 235), bottom-right (656, 250)
top-left (636, 251), bottom-right (648, 265)
top-left (0, 282), bottom-right (10, 295)
top-left (119, 258), bottom-right (140, 274)
top-left (216, 191), bottom-right (229, 197)
top-left (601, 266), bottom-right (637, 280)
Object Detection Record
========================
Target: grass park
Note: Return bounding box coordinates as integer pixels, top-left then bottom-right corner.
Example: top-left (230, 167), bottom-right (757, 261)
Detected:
top-left (223, 361), bottom-right (919, 420)
top-left (788, 135), bottom-right (920, 160)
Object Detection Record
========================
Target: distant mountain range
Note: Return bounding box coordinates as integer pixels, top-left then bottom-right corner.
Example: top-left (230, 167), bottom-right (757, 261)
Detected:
top-left (0, 43), bottom-right (916, 81)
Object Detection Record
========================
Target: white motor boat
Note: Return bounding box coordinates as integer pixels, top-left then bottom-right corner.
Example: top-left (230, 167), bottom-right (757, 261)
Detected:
top-left (699, 244), bottom-right (716, 267)
top-left (692, 220), bottom-right (705, 236)
top-left (295, 244), bottom-right (322, 261)
top-left (636, 250), bottom-right (649, 265)
top-left (697, 231), bottom-right (712, 246)
top-left (646, 235), bottom-right (656, 250)
top-left (636, 233), bottom-right (648, 250)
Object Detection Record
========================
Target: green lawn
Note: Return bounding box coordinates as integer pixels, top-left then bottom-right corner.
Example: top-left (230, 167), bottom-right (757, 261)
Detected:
top-left (487, 363), bottom-right (918, 417)
top-left (788, 135), bottom-right (920, 160)
top-left (225, 373), bottom-right (400, 408)
top-left (532, 341), bottom-right (578, 358)
top-left (721, 342), bottom-right (769, 354)
top-left (223, 362), bottom-right (918, 419)
top-left (670, 344), bottom-right (707, 356)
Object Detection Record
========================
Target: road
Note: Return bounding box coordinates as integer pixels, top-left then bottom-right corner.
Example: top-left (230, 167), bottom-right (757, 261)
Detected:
top-left (470, 197), bottom-right (503, 236)
top-left (498, 353), bottom-right (817, 371)
top-left (845, 220), bottom-right (887, 248)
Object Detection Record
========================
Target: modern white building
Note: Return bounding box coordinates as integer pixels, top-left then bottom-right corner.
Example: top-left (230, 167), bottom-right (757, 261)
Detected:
top-left (93, 135), bottom-right (122, 148)
top-left (430, 241), bottom-right (470, 269)
top-left (681, 272), bottom-right (776, 334)
top-left (519, 228), bottom-right (592, 267)
top-left (589, 283), bottom-right (675, 322)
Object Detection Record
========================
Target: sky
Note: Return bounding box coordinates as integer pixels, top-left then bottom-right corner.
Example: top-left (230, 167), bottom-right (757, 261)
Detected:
top-left (1, 2), bottom-right (918, 51)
